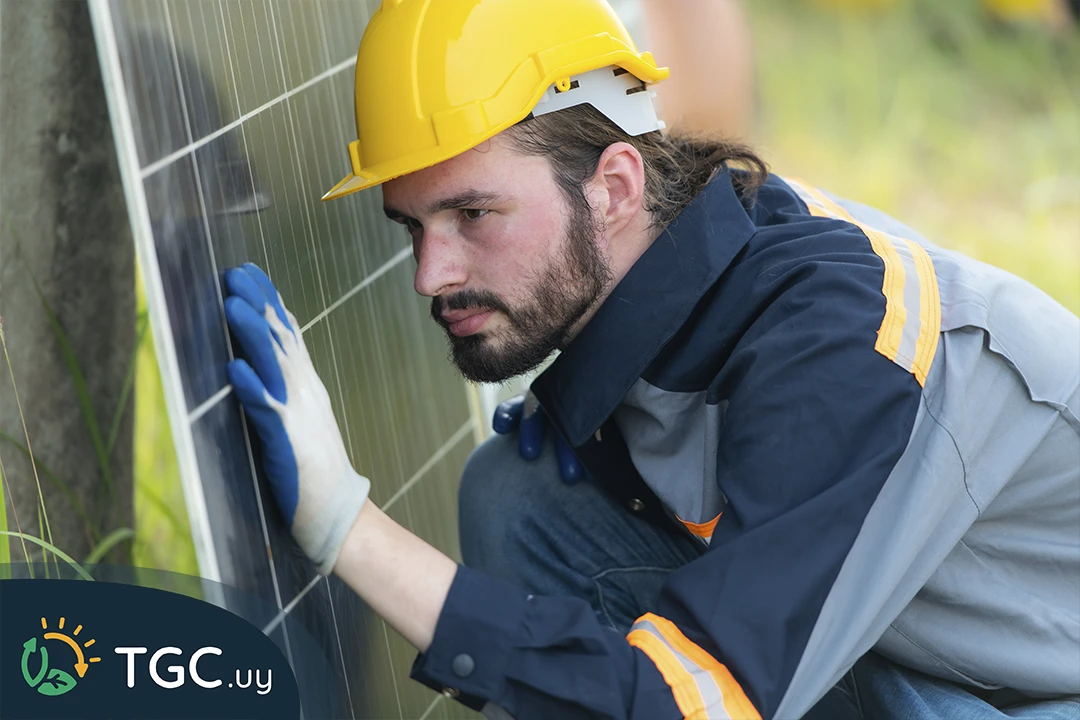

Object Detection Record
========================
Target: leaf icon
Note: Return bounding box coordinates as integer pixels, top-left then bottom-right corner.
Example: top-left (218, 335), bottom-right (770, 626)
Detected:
top-left (38, 668), bottom-right (77, 697)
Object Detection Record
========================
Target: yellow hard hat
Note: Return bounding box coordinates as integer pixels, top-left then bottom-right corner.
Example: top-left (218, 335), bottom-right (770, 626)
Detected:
top-left (322, 0), bottom-right (669, 202)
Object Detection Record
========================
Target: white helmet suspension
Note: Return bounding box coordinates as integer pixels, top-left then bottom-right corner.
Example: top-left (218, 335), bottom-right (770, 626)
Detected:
top-left (530, 65), bottom-right (666, 137)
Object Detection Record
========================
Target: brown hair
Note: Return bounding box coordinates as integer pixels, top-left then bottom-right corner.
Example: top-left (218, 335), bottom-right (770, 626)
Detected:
top-left (505, 103), bottom-right (769, 229)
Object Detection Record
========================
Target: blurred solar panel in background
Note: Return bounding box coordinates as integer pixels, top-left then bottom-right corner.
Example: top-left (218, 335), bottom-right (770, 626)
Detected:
top-left (89, 1), bottom-right (482, 717)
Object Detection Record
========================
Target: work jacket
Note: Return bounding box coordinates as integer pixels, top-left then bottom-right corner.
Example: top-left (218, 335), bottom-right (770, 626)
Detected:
top-left (411, 169), bottom-right (1080, 719)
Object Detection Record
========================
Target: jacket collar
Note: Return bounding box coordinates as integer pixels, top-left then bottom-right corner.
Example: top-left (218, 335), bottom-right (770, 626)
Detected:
top-left (531, 169), bottom-right (758, 447)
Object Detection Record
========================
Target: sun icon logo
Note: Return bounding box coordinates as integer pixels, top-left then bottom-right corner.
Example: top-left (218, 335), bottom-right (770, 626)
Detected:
top-left (21, 616), bottom-right (102, 697)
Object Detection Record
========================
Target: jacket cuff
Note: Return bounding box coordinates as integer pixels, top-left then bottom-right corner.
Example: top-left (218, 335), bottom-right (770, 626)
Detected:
top-left (410, 565), bottom-right (531, 710)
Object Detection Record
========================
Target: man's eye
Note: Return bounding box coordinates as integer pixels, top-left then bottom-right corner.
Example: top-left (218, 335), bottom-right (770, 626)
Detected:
top-left (405, 218), bottom-right (422, 231)
top-left (462, 208), bottom-right (489, 221)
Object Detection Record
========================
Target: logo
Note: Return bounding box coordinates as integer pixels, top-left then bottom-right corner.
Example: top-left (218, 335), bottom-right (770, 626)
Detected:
top-left (2, 578), bottom-right (305, 719)
top-left (21, 616), bottom-right (101, 697)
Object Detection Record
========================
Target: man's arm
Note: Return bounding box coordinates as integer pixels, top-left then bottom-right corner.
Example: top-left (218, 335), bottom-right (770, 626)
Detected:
top-left (332, 501), bottom-right (456, 654)
top-left (222, 262), bottom-right (690, 719)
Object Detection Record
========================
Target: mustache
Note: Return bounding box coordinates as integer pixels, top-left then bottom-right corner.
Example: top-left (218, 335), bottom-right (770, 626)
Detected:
top-left (431, 289), bottom-right (513, 326)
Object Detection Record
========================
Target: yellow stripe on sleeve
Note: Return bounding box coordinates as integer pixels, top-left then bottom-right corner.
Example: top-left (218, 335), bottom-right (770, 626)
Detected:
top-left (784, 177), bottom-right (940, 386)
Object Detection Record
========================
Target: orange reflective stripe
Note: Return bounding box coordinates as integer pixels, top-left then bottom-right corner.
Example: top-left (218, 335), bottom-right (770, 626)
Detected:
top-left (784, 177), bottom-right (940, 387)
top-left (628, 628), bottom-right (710, 718)
top-left (791, 180), bottom-right (908, 366)
top-left (909, 235), bottom-right (941, 386)
top-left (800, 199), bottom-right (830, 219)
top-left (629, 613), bottom-right (762, 720)
top-left (678, 513), bottom-right (721, 539)
top-left (646, 614), bottom-right (761, 720)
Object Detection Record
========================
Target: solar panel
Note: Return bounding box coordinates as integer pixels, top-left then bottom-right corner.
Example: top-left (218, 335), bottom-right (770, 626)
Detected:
top-left (89, 1), bottom-right (483, 717)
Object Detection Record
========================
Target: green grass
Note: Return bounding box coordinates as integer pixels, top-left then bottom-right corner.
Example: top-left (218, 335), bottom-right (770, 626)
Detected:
top-left (0, 456), bottom-right (10, 578)
top-left (2, 219), bottom-right (142, 573)
top-left (749, 0), bottom-right (1079, 314)
top-left (0, 531), bottom-right (94, 581)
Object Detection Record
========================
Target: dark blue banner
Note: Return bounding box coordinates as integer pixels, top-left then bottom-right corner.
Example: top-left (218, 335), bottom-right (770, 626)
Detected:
top-left (0, 578), bottom-right (301, 719)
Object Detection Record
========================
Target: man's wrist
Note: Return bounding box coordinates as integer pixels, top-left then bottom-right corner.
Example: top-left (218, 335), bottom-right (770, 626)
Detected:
top-left (329, 490), bottom-right (379, 576)
top-left (302, 466), bottom-right (371, 576)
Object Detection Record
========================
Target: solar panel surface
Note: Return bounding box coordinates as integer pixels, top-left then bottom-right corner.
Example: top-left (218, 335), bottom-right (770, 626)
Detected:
top-left (90, 2), bottom-right (483, 717)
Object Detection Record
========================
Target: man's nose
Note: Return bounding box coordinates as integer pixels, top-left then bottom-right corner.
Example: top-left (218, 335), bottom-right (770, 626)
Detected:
top-left (413, 230), bottom-right (467, 298)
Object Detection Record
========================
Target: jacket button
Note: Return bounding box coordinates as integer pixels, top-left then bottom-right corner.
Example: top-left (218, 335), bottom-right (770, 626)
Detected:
top-left (442, 687), bottom-right (460, 699)
top-left (629, 498), bottom-right (645, 512)
top-left (452, 654), bottom-right (475, 678)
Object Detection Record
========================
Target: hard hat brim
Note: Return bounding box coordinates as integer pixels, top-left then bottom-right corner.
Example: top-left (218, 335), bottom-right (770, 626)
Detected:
top-left (321, 172), bottom-right (378, 202)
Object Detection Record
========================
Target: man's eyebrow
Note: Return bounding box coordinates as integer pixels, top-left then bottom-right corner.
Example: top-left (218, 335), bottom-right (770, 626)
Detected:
top-left (427, 190), bottom-right (503, 215)
top-left (384, 190), bottom-right (504, 223)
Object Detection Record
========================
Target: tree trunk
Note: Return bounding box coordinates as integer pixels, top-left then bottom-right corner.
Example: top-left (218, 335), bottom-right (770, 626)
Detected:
top-left (0, 0), bottom-right (135, 568)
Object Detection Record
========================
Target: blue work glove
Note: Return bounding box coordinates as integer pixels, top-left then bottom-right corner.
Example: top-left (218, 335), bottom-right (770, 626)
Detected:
top-left (492, 392), bottom-right (585, 484)
top-left (223, 263), bottom-right (370, 576)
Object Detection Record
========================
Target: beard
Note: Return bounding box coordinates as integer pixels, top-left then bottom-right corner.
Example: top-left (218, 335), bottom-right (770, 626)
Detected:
top-left (431, 199), bottom-right (613, 383)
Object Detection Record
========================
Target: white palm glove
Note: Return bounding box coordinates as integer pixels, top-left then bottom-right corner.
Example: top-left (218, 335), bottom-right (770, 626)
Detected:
top-left (223, 263), bottom-right (369, 576)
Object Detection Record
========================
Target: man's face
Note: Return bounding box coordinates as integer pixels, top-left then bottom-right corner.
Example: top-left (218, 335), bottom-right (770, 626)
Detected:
top-left (382, 134), bottom-right (613, 383)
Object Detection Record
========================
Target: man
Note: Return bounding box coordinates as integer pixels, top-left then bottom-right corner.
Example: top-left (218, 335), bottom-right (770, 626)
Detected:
top-left (221, 1), bottom-right (1080, 718)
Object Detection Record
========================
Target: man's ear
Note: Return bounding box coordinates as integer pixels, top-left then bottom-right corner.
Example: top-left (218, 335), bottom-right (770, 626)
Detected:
top-left (588, 142), bottom-right (646, 235)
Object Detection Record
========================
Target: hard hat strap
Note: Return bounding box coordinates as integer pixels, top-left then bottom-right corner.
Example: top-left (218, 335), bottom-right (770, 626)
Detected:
top-left (530, 66), bottom-right (666, 137)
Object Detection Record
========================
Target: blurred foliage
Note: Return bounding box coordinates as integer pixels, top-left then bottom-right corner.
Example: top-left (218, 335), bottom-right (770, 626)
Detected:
top-left (750, 0), bottom-right (1079, 314)
top-left (132, 267), bottom-right (198, 574)
top-left (130, 0), bottom-right (1078, 573)
top-left (1, 223), bottom-right (138, 576)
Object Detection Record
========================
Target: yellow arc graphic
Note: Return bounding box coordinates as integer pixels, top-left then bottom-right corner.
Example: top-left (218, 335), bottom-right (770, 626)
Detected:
top-left (43, 632), bottom-right (89, 677)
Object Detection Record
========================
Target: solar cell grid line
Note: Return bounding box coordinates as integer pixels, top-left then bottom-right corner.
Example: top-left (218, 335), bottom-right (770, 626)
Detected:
top-left (336, 233), bottom-right (413, 491)
top-left (417, 695), bottom-right (443, 720)
top-left (381, 422), bottom-right (477, 514)
top-left (304, 0), bottom-right (367, 279)
top-left (224, 0), bottom-right (286, 117)
top-left (161, 0), bottom-right (298, 654)
top-left (115, 0), bottom-right (190, 167)
top-left (212, 4), bottom-right (273, 284)
top-left (188, 384), bottom-right (234, 423)
top-left (291, 81), bottom-right (368, 298)
top-left (372, 277), bottom-right (438, 501)
top-left (160, 0), bottom-right (235, 376)
top-left (377, 619), bottom-right (407, 720)
top-left (324, 576), bottom-right (358, 718)
top-left (339, 574), bottom-right (409, 718)
top-left (138, 56), bottom-right (356, 180)
top-left (261, 3), bottom-right (362, 488)
top-left (326, 301), bottom-right (404, 510)
top-left (234, 123), bottom-right (275, 271)
top-left (271, 0), bottom-right (330, 90)
top-left (166, 0), bottom-right (240, 139)
top-left (265, 1), bottom-right (335, 321)
top-left (301, 247), bottom-right (413, 334)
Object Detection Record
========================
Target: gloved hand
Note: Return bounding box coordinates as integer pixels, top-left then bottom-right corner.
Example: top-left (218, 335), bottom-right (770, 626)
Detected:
top-left (492, 392), bottom-right (586, 484)
top-left (223, 263), bottom-right (370, 576)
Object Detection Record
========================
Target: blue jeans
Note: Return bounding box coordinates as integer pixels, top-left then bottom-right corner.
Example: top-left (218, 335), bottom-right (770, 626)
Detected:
top-left (458, 434), bottom-right (1080, 720)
